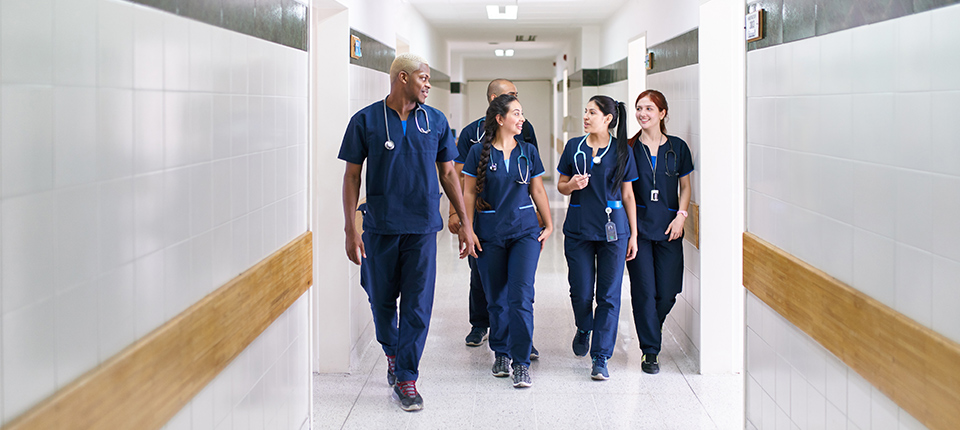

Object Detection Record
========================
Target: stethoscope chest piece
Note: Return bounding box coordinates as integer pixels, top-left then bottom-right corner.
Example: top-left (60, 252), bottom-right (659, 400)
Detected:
top-left (385, 140), bottom-right (395, 150)
top-left (489, 163), bottom-right (497, 171)
top-left (593, 156), bottom-right (602, 164)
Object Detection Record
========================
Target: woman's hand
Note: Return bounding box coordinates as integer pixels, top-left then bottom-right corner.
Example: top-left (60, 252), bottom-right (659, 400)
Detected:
top-left (472, 232), bottom-right (483, 255)
top-left (537, 225), bottom-right (553, 251)
top-left (625, 236), bottom-right (638, 261)
top-left (665, 214), bottom-right (685, 241)
top-left (570, 174), bottom-right (590, 190)
top-left (448, 213), bottom-right (461, 234)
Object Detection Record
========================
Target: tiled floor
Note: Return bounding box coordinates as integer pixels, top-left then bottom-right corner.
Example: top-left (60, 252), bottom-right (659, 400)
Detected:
top-left (313, 196), bottom-right (743, 429)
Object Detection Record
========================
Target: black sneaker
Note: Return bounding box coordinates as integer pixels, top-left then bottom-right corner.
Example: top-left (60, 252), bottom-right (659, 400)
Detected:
top-left (572, 330), bottom-right (590, 357)
top-left (591, 356), bottom-right (609, 380)
top-left (394, 380), bottom-right (423, 411)
top-left (465, 327), bottom-right (488, 346)
top-left (641, 353), bottom-right (660, 374)
top-left (529, 345), bottom-right (540, 360)
top-left (386, 355), bottom-right (397, 386)
top-left (492, 355), bottom-right (511, 377)
top-left (512, 363), bottom-right (532, 388)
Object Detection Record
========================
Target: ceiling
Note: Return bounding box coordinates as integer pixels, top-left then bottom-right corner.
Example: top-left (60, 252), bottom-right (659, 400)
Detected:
top-left (404, 0), bottom-right (629, 59)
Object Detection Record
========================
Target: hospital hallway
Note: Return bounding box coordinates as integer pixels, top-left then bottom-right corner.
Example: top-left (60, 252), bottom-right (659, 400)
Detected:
top-left (1, 0), bottom-right (959, 429)
top-left (312, 195), bottom-right (742, 429)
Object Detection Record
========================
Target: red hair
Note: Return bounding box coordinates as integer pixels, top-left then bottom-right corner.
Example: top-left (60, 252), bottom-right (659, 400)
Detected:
top-left (628, 89), bottom-right (669, 147)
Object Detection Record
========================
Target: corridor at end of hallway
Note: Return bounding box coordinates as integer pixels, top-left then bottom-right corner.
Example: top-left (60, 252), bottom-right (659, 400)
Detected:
top-left (312, 202), bottom-right (742, 429)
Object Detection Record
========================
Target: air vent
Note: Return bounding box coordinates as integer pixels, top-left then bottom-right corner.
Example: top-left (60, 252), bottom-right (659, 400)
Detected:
top-left (515, 35), bottom-right (537, 42)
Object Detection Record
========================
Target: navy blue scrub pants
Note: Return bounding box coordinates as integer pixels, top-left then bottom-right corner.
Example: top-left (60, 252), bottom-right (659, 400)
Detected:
top-left (564, 236), bottom-right (628, 359)
top-left (476, 232), bottom-right (540, 367)
top-left (468, 256), bottom-right (489, 329)
top-left (360, 232), bottom-right (437, 382)
top-left (625, 237), bottom-right (684, 355)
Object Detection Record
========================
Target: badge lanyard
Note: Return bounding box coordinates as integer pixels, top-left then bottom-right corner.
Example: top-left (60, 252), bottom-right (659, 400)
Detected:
top-left (642, 136), bottom-right (666, 202)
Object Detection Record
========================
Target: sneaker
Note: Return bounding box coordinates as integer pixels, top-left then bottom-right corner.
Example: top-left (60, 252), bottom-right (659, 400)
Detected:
top-left (465, 327), bottom-right (488, 346)
top-left (492, 355), bottom-right (511, 377)
top-left (572, 330), bottom-right (591, 357)
top-left (394, 380), bottom-right (424, 411)
top-left (641, 354), bottom-right (660, 374)
top-left (512, 363), bottom-right (532, 388)
top-left (591, 356), bottom-right (610, 380)
top-left (529, 345), bottom-right (540, 360)
top-left (386, 355), bottom-right (397, 386)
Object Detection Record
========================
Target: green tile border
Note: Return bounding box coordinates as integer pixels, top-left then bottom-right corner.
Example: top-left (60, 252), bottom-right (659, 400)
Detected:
top-left (127, 0), bottom-right (308, 51)
top-left (647, 28), bottom-right (699, 75)
top-left (569, 57), bottom-right (630, 88)
top-left (348, 29), bottom-right (451, 86)
top-left (747, 0), bottom-right (960, 52)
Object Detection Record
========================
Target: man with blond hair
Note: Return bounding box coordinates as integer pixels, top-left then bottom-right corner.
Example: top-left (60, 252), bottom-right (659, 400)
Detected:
top-left (339, 53), bottom-right (476, 411)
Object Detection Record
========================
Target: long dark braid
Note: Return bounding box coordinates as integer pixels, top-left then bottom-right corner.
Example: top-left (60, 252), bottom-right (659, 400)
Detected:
top-left (588, 95), bottom-right (629, 184)
top-left (475, 94), bottom-right (518, 211)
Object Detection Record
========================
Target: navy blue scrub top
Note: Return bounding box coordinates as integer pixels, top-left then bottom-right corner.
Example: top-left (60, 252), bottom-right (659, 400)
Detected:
top-left (462, 141), bottom-right (545, 243)
top-left (455, 118), bottom-right (539, 164)
top-left (557, 135), bottom-right (639, 241)
top-left (631, 134), bottom-right (694, 241)
top-left (338, 100), bottom-right (457, 235)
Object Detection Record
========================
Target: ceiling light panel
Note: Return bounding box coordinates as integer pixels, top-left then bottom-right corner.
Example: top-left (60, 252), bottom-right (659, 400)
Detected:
top-left (486, 5), bottom-right (518, 20)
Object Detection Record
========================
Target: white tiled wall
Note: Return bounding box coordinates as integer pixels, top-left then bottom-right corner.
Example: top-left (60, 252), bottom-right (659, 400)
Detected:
top-left (646, 64), bottom-right (702, 356)
top-left (0, 0), bottom-right (309, 427)
top-left (745, 3), bottom-right (960, 429)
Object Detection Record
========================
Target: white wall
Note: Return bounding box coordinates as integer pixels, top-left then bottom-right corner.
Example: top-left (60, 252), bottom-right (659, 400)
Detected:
top-left (462, 58), bottom-right (556, 82)
top-left (600, 0), bottom-right (700, 65)
top-left (646, 65), bottom-right (703, 362)
top-left (0, 0), bottom-right (310, 427)
top-left (744, 3), bottom-right (960, 428)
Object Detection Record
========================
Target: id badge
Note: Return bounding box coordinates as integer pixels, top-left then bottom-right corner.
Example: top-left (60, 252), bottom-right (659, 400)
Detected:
top-left (650, 189), bottom-right (660, 202)
top-left (605, 221), bottom-right (618, 242)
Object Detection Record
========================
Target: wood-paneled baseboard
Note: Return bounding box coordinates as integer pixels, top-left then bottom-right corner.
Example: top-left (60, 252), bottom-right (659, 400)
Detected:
top-left (3, 232), bottom-right (313, 430)
top-left (743, 232), bottom-right (960, 430)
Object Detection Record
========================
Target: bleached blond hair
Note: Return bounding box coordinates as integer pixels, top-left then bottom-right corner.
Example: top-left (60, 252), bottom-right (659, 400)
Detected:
top-left (390, 53), bottom-right (428, 83)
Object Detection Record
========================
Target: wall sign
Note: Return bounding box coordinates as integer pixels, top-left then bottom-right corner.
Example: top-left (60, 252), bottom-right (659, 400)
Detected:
top-left (350, 35), bottom-right (362, 59)
top-left (645, 52), bottom-right (654, 71)
top-left (746, 7), bottom-right (764, 42)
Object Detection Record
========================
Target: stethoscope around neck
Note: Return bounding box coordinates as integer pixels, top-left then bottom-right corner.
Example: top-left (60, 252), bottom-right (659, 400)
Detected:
top-left (382, 98), bottom-right (431, 151)
top-left (573, 134), bottom-right (612, 177)
top-left (488, 141), bottom-right (531, 185)
top-left (470, 117), bottom-right (486, 145)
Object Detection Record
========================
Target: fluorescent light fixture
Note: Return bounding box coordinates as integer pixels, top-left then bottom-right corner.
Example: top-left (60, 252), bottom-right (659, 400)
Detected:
top-left (486, 5), bottom-right (518, 20)
top-left (495, 49), bottom-right (505, 56)
top-left (505, 49), bottom-right (514, 56)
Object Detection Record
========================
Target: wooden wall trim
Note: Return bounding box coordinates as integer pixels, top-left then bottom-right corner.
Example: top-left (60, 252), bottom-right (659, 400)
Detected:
top-left (3, 232), bottom-right (313, 430)
top-left (683, 201), bottom-right (699, 248)
top-left (743, 232), bottom-right (960, 430)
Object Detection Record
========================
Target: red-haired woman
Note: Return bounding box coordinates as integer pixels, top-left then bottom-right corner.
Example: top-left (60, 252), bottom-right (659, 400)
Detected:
top-left (626, 90), bottom-right (694, 374)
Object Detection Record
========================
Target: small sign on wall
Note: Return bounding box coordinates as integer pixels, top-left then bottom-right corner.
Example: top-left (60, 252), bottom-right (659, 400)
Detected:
top-left (746, 6), bottom-right (764, 42)
top-left (645, 52), bottom-right (654, 71)
top-left (350, 35), bottom-right (362, 59)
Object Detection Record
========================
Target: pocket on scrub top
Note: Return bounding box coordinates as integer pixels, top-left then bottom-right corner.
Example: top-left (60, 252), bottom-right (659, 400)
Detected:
top-left (518, 204), bottom-right (538, 231)
top-left (475, 210), bottom-right (497, 238)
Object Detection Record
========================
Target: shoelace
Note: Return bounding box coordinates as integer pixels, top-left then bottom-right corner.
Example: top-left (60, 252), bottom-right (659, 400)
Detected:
top-left (386, 355), bottom-right (396, 374)
top-left (593, 356), bottom-right (607, 367)
top-left (514, 365), bottom-right (529, 379)
top-left (398, 381), bottom-right (418, 397)
top-left (496, 356), bottom-right (510, 368)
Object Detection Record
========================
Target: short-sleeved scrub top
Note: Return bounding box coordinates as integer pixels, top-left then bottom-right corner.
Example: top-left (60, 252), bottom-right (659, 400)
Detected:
top-left (338, 100), bottom-right (458, 235)
top-left (557, 135), bottom-right (640, 241)
top-left (630, 135), bottom-right (694, 241)
top-left (462, 139), bottom-right (545, 244)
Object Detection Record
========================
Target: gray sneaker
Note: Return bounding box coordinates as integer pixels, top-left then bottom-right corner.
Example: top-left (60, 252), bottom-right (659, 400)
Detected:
top-left (492, 355), bottom-right (511, 377)
top-left (512, 363), bottom-right (532, 388)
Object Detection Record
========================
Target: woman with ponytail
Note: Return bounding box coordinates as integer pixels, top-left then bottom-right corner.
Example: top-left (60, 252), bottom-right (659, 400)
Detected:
top-left (625, 89), bottom-right (694, 375)
top-left (461, 94), bottom-right (553, 388)
top-left (557, 95), bottom-right (639, 380)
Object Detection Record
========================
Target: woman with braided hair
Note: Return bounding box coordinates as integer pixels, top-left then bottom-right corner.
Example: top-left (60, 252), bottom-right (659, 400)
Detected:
top-left (461, 94), bottom-right (553, 388)
top-left (557, 95), bottom-right (639, 380)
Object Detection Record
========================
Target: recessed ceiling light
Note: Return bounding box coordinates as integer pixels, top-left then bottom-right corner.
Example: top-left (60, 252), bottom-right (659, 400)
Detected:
top-left (486, 5), bottom-right (518, 20)
top-left (505, 49), bottom-right (514, 56)
top-left (495, 49), bottom-right (504, 56)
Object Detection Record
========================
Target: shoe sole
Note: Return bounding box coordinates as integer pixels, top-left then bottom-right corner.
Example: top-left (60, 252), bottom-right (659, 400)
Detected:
top-left (513, 381), bottom-right (532, 388)
top-left (591, 373), bottom-right (609, 380)
top-left (399, 403), bottom-right (423, 412)
top-left (642, 367), bottom-right (660, 375)
top-left (492, 370), bottom-right (510, 377)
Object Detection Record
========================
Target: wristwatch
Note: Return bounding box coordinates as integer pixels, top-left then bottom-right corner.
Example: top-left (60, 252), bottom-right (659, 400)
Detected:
top-left (678, 210), bottom-right (688, 218)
